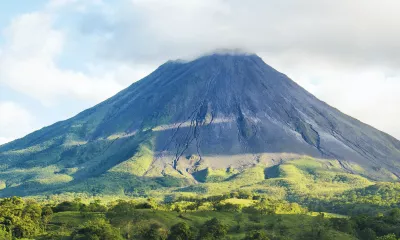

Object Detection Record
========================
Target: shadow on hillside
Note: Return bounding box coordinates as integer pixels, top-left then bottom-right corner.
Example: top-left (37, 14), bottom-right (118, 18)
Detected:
top-left (0, 172), bottom-right (190, 197)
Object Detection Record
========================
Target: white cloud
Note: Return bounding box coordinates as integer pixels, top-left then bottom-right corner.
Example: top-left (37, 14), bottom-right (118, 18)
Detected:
top-left (94, 0), bottom-right (400, 66)
top-left (1, 0), bottom-right (400, 142)
top-left (0, 101), bottom-right (35, 144)
top-left (0, 2), bottom-right (154, 142)
top-left (0, 11), bottom-right (127, 106)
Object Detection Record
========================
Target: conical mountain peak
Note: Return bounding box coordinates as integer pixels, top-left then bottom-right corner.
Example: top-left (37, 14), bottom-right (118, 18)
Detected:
top-left (1, 52), bottom-right (400, 196)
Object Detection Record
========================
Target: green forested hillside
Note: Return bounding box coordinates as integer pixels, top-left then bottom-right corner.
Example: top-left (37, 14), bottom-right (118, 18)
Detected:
top-left (2, 191), bottom-right (400, 240)
top-left (13, 157), bottom-right (400, 216)
top-left (0, 157), bottom-right (397, 239)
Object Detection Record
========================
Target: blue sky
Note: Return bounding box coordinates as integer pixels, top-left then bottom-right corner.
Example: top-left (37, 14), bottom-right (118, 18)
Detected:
top-left (0, 1), bottom-right (47, 30)
top-left (1, 0), bottom-right (400, 144)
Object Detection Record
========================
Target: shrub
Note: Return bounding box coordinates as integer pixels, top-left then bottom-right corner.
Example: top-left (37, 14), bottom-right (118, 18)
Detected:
top-left (71, 219), bottom-right (123, 240)
top-left (243, 230), bottom-right (270, 240)
top-left (168, 222), bottom-right (195, 240)
top-left (198, 218), bottom-right (228, 240)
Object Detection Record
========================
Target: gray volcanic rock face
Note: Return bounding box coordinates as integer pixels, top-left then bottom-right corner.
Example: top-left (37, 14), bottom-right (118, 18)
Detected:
top-left (147, 54), bottom-right (400, 178)
top-left (1, 52), bottom-right (400, 196)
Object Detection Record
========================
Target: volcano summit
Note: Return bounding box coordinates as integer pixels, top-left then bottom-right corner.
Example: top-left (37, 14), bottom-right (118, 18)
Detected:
top-left (1, 52), bottom-right (400, 196)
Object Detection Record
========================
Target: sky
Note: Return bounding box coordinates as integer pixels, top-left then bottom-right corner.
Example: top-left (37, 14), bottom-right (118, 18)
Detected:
top-left (0, 0), bottom-right (400, 144)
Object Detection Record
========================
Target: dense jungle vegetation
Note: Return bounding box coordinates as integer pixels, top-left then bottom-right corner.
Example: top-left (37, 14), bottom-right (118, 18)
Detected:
top-left (2, 188), bottom-right (400, 240)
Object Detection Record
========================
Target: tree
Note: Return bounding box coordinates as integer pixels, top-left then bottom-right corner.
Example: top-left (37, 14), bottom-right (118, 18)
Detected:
top-left (376, 234), bottom-right (398, 240)
top-left (243, 230), bottom-right (270, 240)
top-left (387, 209), bottom-right (400, 223)
top-left (84, 200), bottom-right (107, 212)
top-left (198, 218), bottom-right (228, 240)
top-left (141, 223), bottom-right (168, 240)
top-left (298, 214), bottom-right (335, 240)
top-left (72, 219), bottom-right (124, 240)
top-left (12, 218), bottom-right (41, 239)
top-left (215, 203), bottom-right (242, 212)
top-left (238, 190), bottom-right (252, 199)
top-left (0, 197), bottom-right (42, 238)
top-left (23, 202), bottom-right (42, 222)
top-left (106, 201), bottom-right (143, 225)
top-left (41, 205), bottom-right (53, 229)
top-left (53, 201), bottom-right (81, 212)
top-left (168, 222), bottom-right (194, 240)
top-left (358, 228), bottom-right (376, 240)
top-left (0, 226), bottom-right (11, 240)
top-left (234, 213), bottom-right (244, 231)
top-left (174, 204), bottom-right (183, 214)
top-left (330, 218), bottom-right (354, 234)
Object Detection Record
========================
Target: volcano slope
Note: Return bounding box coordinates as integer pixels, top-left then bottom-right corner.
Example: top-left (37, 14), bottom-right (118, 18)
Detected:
top-left (0, 53), bottom-right (400, 197)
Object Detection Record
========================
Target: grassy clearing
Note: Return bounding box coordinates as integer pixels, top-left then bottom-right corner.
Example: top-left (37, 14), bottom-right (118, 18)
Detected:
top-left (110, 139), bottom-right (155, 176)
top-left (170, 158), bottom-right (373, 202)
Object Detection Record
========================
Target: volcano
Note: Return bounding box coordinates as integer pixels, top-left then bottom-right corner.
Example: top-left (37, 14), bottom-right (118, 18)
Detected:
top-left (1, 52), bottom-right (400, 196)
